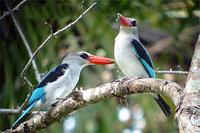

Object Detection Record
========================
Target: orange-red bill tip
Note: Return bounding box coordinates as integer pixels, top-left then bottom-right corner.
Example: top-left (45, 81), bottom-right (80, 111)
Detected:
top-left (87, 55), bottom-right (114, 65)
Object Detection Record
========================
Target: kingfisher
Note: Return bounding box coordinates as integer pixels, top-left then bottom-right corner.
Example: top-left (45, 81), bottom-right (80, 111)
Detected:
top-left (114, 13), bottom-right (171, 117)
top-left (12, 51), bottom-right (114, 128)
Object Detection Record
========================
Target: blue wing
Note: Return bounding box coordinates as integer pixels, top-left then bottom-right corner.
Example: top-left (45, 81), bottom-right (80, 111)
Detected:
top-left (28, 87), bottom-right (45, 106)
top-left (130, 39), bottom-right (172, 117)
top-left (130, 39), bottom-right (156, 78)
top-left (29, 63), bottom-right (69, 105)
top-left (37, 63), bottom-right (68, 88)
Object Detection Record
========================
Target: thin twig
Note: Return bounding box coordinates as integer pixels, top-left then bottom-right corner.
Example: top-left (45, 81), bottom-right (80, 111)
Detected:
top-left (0, 108), bottom-right (44, 115)
top-left (20, 2), bottom-right (97, 78)
top-left (0, 0), bottom-right (27, 20)
top-left (0, 86), bottom-right (33, 115)
top-left (0, 108), bottom-right (20, 115)
top-left (5, 2), bottom-right (36, 113)
top-left (53, 2), bottom-right (96, 36)
top-left (23, 76), bottom-right (33, 88)
top-left (6, 2), bottom-right (41, 82)
top-left (19, 87), bottom-right (33, 112)
top-left (156, 70), bottom-right (188, 75)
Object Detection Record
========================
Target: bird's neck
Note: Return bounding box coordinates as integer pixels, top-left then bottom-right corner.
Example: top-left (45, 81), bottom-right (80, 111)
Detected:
top-left (69, 64), bottom-right (84, 77)
top-left (119, 26), bottom-right (139, 40)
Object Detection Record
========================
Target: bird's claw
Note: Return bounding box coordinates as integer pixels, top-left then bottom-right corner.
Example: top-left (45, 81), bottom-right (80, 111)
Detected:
top-left (36, 111), bottom-right (42, 116)
top-left (71, 86), bottom-right (83, 101)
top-left (73, 86), bottom-right (83, 92)
top-left (51, 102), bottom-right (58, 107)
top-left (71, 87), bottom-right (83, 101)
top-left (56, 97), bottom-right (67, 100)
top-left (112, 77), bottom-right (124, 82)
top-left (51, 87), bottom-right (84, 108)
top-left (51, 97), bottom-right (69, 107)
top-left (112, 77), bottom-right (139, 101)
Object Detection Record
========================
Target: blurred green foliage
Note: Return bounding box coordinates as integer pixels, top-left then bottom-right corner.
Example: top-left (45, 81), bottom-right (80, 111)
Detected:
top-left (0, 0), bottom-right (199, 132)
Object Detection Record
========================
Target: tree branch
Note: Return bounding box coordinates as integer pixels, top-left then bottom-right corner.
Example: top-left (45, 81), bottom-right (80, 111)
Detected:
top-left (0, 0), bottom-right (27, 20)
top-left (4, 78), bottom-right (182, 133)
top-left (6, 2), bottom-right (41, 82)
top-left (0, 68), bottom-right (188, 116)
top-left (20, 2), bottom-right (97, 78)
top-left (175, 34), bottom-right (200, 133)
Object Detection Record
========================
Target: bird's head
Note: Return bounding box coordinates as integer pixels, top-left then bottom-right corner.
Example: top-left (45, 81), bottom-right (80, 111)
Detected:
top-left (117, 13), bottom-right (138, 36)
top-left (117, 13), bottom-right (136, 28)
top-left (62, 51), bottom-right (114, 67)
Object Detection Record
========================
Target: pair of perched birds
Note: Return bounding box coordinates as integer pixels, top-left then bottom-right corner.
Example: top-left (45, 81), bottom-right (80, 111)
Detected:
top-left (12, 14), bottom-right (171, 128)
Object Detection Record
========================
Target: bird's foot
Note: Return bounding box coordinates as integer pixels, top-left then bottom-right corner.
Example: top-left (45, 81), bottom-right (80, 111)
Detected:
top-left (112, 77), bottom-right (125, 82)
top-left (51, 102), bottom-right (59, 107)
top-left (71, 87), bottom-right (83, 101)
top-left (111, 77), bottom-right (139, 99)
top-left (51, 87), bottom-right (84, 107)
top-left (112, 78), bottom-right (129, 106)
top-left (56, 97), bottom-right (68, 101)
top-left (37, 111), bottom-right (43, 116)
top-left (118, 77), bottom-right (131, 91)
top-left (51, 96), bottom-right (70, 107)
top-left (73, 86), bottom-right (83, 92)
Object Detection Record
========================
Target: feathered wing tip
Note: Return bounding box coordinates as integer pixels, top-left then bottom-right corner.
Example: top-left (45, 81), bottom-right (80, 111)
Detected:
top-left (154, 94), bottom-right (172, 117)
top-left (12, 102), bottom-right (36, 129)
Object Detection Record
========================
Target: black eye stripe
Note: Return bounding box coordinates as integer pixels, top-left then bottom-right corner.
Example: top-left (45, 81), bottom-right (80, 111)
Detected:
top-left (80, 53), bottom-right (89, 59)
top-left (131, 20), bottom-right (136, 26)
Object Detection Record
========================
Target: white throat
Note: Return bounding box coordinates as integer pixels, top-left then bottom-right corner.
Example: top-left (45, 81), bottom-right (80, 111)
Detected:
top-left (118, 26), bottom-right (139, 40)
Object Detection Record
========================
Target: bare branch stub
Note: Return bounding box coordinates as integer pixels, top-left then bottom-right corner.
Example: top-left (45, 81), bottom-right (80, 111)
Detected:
top-left (20, 2), bottom-right (97, 78)
top-left (0, 109), bottom-right (45, 116)
top-left (156, 70), bottom-right (188, 75)
top-left (0, 108), bottom-right (20, 115)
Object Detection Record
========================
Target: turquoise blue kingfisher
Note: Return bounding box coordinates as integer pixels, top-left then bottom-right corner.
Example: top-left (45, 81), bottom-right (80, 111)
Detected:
top-left (114, 14), bottom-right (172, 117)
top-left (12, 51), bottom-right (114, 128)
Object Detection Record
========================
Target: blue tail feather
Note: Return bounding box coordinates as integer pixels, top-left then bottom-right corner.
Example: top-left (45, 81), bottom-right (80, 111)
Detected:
top-left (154, 94), bottom-right (172, 117)
top-left (12, 101), bottom-right (36, 129)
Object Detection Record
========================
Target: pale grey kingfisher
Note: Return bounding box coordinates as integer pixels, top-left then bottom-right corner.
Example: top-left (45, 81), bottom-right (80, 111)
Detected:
top-left (114, 13), bottom-right (172, 117)
top-left (12, 51), bottom-right (114, 128)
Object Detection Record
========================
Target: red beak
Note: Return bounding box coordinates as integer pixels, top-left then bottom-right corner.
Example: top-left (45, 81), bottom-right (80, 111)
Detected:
top-left (118, 13), bottom-right (132, 27)
top-left (87, 55), bottom-right (114, 65)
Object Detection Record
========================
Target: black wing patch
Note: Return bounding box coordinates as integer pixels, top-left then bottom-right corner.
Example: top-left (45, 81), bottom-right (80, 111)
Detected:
top-left (37, 63), bottom-right (68, 88)
top-left (131, 39), bottom-right (154, 69)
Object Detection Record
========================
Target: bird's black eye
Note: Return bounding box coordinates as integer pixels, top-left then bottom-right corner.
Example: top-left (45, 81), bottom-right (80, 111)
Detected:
top-left (80, 53), bottom-right (89, 59)
top-left (131, 20), bottom-right (136, 27)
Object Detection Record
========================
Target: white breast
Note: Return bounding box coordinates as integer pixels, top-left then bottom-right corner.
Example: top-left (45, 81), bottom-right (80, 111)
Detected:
top-left (42, 67), bottom-right (80, 109)
top-left (114, 32), bottom-right (149, 78)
